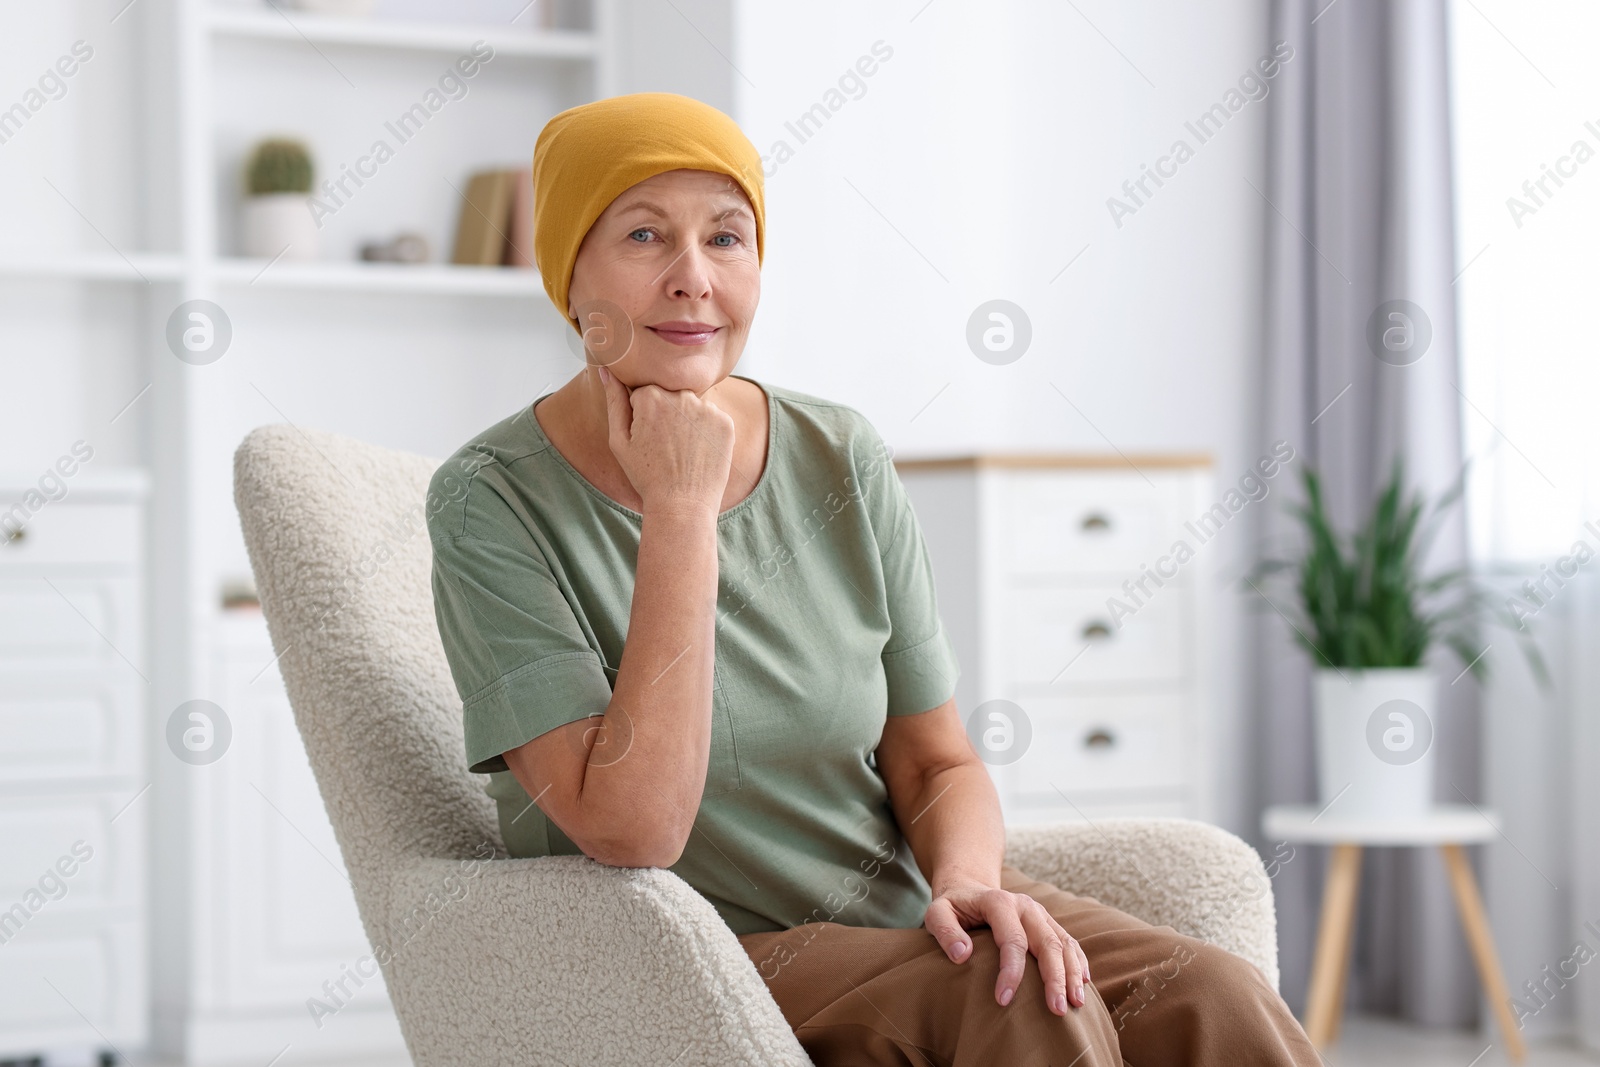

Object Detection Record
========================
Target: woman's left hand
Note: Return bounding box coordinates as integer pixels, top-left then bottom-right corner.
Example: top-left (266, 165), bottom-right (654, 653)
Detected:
top-left (924, 876), bottom-right (1091, 1015)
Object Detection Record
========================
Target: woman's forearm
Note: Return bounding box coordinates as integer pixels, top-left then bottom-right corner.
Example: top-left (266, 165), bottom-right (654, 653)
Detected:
top-left (575, 500), bottom-right (720, 865)
top-left (893, 759), bottom-right (1007, 896)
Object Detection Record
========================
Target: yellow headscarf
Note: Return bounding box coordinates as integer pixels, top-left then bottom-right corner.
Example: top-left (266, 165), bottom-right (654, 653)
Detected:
top-left (532, 92), bottom-right (766, 333)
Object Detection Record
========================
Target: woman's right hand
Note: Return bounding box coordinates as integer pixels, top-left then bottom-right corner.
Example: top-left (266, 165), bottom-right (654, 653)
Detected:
top-left (597, 365), bottom-right (734, 515)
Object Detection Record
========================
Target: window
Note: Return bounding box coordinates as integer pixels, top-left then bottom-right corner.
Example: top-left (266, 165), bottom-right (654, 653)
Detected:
top-left (1450, 0), bottom-right (1600, 563)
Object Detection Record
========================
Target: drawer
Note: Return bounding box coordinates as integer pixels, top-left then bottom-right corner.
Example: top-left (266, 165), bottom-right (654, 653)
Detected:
top-left (0, 674), bottom-right (142, 783)
top-left (1004, 691), bottom-right (1190, 798)
top-left (0, 501), bottom-right (140, 568)
top-left (1001, 582), bottom-right (1185, 684)
top-left (0, 576), bottom-right (140, 670)
top-left (0, 790), bottom-right (144, 914)
top-left (1000, 471), bottom-right (1184, 576)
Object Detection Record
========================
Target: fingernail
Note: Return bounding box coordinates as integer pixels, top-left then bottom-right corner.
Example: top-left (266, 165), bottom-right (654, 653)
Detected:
top-left (1056, 993), bottom-right (1068, 1013)
top-left (999, 987), bottom-right (1014, 1006)
top-left (952, 941), bottom-right (967, 960)
top-left (598, 366), bottom-right (611, 382)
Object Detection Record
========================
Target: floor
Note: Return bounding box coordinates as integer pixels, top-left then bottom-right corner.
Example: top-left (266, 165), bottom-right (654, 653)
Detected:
top-left (101, 1015), bottom-right (1600, 1066)
top-left (1325, 1015), bottom-right (1600, 1067)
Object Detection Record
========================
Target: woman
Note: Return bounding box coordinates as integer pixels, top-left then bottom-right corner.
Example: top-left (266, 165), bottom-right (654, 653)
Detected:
top-left (427, 91), bottom-right (1318, 1066)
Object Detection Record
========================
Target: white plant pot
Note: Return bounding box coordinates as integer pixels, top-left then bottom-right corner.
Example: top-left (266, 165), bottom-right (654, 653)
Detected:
top-left (1313, 667), bottom-right (1437, 820)
top-left (241, 193), bottom-right (319, 261)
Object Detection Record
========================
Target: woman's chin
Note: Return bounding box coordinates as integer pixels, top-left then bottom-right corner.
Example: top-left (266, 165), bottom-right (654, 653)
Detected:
top-left (620, 349), bottom-right (735, 394)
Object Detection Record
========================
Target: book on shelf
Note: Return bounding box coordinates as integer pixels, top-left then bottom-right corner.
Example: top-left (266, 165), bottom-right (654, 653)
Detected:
top-left (450, 167), bottom-right (536, 268)
top-left (504, 167), bottom-right (534, 267)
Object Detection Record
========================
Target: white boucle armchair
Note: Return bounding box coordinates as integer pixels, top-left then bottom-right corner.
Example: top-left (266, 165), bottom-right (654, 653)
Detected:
top-left (232, 422), bottom-right (1281, 1067)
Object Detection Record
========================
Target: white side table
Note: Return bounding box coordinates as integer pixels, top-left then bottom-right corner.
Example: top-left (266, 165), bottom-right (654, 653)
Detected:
top-left (1261, 804), bottom-right (1525, 1064)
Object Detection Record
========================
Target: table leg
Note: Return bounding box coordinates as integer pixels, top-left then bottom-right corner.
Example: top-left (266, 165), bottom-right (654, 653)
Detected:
top-left (1326, 866), bottom-right (1358, 1044)
top-left (1440, 843), bottom-right (1528, 1065)
top-left (1304, 843), bottom-right (1362, 1048)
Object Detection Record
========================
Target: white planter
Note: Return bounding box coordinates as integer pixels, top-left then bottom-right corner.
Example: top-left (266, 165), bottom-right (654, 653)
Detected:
top-left (1313, 667), bottom-right (1437, 820)
top-left (240, 193), bottom-right (319, 261)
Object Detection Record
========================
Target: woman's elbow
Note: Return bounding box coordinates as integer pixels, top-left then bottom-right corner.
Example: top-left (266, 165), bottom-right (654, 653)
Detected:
top-left (583, 831), bottom-right (685, 869)
top-left (575, 806), bottom-right (690, 868)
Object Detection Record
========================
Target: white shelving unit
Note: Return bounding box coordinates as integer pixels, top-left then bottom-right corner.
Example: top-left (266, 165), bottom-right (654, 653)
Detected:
top-left (1, 1), bottom-right (617, 1063)
top-left (0, 471), bottom-right (151, 1065)
top-left (148, 4), bottom-right (617, 1061)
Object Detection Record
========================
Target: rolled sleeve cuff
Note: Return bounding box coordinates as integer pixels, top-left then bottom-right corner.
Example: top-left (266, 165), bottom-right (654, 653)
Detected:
top-left (882, 622), bottom-right (961, 716)
top-left (463, 651), bottom-right (615, 774)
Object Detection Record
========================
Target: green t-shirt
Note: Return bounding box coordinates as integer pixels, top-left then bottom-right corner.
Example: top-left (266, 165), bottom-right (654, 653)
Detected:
top-left (425, 375), bottom-right (961, 936)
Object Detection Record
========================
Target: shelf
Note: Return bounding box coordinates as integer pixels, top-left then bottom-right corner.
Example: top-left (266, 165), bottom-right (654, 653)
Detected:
top-left (206, 7), bottom-right (600, 60)
top-left (0, 254), bottom-right (545, 296)
top-left (0, 253), bottom-right (185, 283)
top-left (212, 257), bottom-right (544, 295)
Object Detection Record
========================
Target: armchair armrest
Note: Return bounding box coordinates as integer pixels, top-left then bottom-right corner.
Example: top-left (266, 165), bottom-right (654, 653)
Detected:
top-left (378, 853), bottom-right (811, 1067)
top-left (1005, 817), bottom-right (1281, 990)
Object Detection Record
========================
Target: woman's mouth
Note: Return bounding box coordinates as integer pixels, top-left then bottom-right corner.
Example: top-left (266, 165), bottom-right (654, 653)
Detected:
top-left (647, 322), bottom-right (721, 346)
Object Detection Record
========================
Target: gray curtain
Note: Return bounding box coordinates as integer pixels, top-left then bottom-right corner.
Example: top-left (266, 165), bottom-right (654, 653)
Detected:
top-left (1251, 0), bottom-right (1481, 1027)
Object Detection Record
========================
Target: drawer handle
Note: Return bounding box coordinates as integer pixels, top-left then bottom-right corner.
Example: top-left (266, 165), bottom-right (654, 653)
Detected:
top-left (1083, 728), bottom-right (1116, 750)
top-left (1081, 620), bottom-right (1112, 641)
top-left (1080, 512), bottom-right (1112, 533)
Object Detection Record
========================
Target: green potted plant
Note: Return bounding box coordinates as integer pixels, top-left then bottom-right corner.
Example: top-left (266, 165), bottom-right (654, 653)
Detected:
top-left (1246, 455), bottom-right (1550, 819)
top-left (241, 137), bottom-right (318, 261)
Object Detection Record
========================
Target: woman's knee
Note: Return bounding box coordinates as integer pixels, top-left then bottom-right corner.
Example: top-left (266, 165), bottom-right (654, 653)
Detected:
top-left (954, 931), bottom-right (1123, 1063)
top-left (1107, 937), bottom-right (1269, 1023)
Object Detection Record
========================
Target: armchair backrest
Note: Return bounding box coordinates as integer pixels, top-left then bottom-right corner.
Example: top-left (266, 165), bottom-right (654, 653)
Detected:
top-left (233, 424), bottom-right (501, 893)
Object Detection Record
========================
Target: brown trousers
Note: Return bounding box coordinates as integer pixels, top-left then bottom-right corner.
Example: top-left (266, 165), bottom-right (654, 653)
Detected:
top-left (736, 863), bottom-right (1320, 1067)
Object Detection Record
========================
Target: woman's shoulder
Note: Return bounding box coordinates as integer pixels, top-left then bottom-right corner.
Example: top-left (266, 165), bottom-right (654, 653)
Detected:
top-left (758, 379), bottom-right (899, 519)
top-left (425, 406), bottom-right (552, 541)
top-left (759, 379), bottom-right (888, 455)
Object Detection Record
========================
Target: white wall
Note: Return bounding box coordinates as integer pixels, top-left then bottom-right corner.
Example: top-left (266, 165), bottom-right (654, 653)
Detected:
top-left (730, 0), bottom-right (1274, 834)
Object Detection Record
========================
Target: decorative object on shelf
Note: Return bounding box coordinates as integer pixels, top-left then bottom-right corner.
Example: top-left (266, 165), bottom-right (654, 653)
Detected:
top-left (220, 575), bottom-right (260, 610)
top-left (359, 232), bottom-right (431, 264)
top-left (1247, 456), bottom-right (1551, 820)
top-left (280, 0), bottom-right (378, 17)
top-left (450, 168), bottom-right (521, 266)
top-left (241, 136), bottom-right (319, 261)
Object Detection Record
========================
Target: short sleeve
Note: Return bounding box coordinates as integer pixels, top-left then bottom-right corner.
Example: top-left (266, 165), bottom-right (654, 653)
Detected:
top-left (428, 478), bottom-right (614, 774)
top-left (856, 421), bottom-right (962, 716)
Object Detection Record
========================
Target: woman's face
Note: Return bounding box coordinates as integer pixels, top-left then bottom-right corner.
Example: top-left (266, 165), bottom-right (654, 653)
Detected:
top-left (566, 167), bottom-right (760, 396)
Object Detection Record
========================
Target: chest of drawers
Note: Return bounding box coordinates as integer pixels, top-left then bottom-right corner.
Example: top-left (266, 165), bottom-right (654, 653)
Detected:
top-left (0, 469), bottom-right (150, 1061)
top-left (896, 455), bottom-right (1215, 826)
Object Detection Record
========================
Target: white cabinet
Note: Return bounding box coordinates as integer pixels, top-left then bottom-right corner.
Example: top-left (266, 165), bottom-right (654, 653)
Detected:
top-left (0, 470), bottom-right (150, 1063)
top-left (896, 456), bottom-right (1215, 827)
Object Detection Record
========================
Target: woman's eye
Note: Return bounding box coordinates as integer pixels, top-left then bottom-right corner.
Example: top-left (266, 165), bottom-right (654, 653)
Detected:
top-left (629, 228), bottom-right (654, 243)
top-left (713, 234), bottom-right (737, 247)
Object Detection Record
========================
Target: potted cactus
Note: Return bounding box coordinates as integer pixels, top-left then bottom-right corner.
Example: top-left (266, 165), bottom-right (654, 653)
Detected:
top-left (1246, 455), bottom-right (1550, 819)
top-left (241, 137), bottom-right (318, 261)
